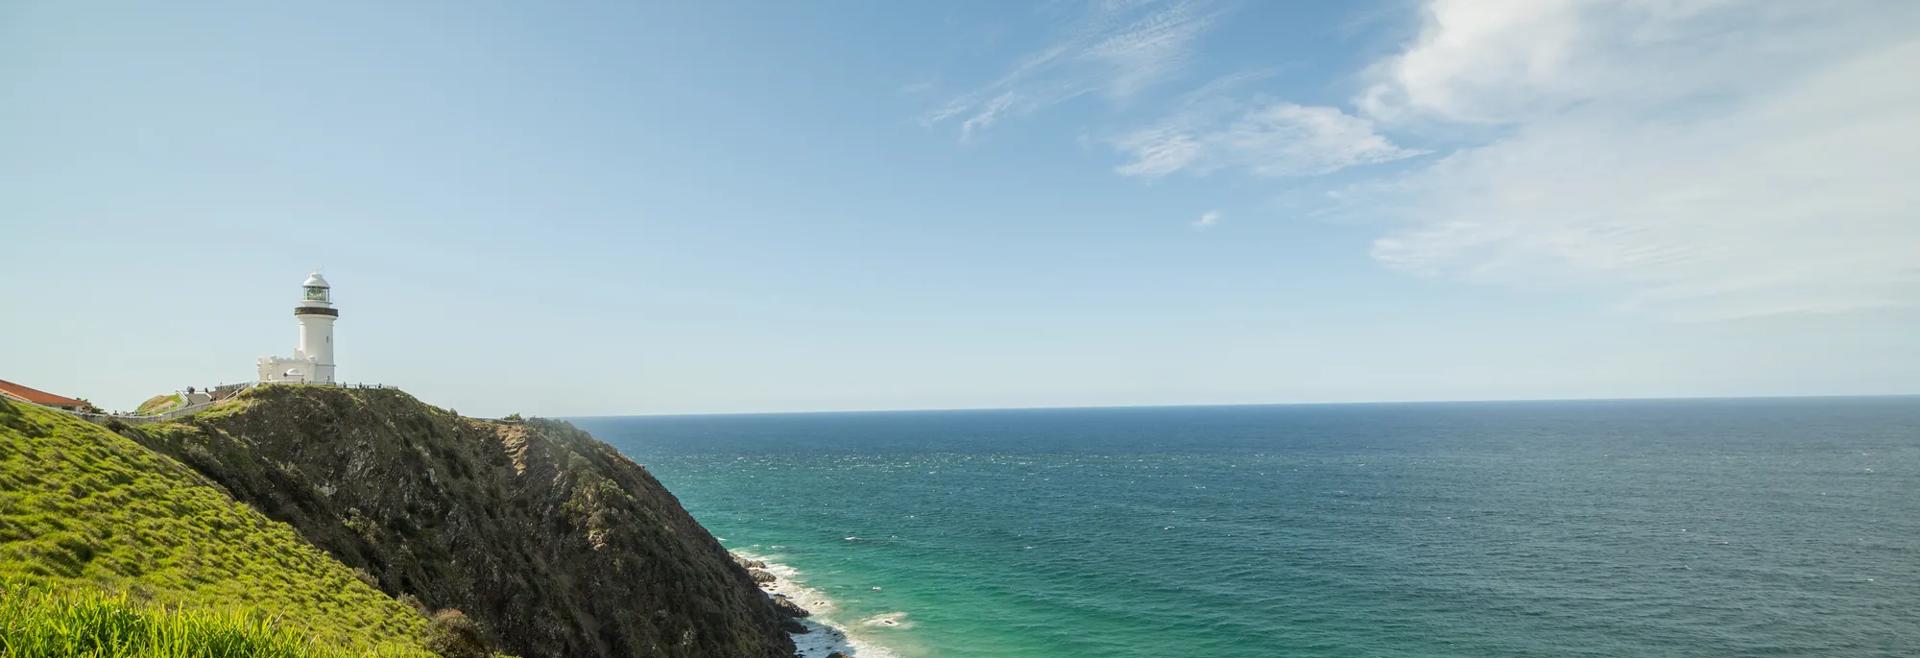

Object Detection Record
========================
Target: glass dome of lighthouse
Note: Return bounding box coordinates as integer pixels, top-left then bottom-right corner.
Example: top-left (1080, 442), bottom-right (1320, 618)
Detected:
top-left (302, 272), bottom-right (331, 304)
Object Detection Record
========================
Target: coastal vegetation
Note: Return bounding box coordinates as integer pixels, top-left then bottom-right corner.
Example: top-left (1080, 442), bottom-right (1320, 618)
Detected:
top-left (0, 580), bottom-right (433, 658)
top-left (1, 384), bottom-right (796, 657)
top-left (121, 385), bottom-right (794, 658)
top-left (133, 393), bottom-right (186, 416)
top-left (0, 397), bottom-right (436, 656)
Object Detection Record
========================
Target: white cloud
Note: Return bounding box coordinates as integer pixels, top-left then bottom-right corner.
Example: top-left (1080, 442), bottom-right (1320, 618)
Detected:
top-left (932, 0), bottom-right (1920, 320)
top-left (1357, 0), bottom-right (1598, 124)
top-left (1192, 210), bottom-right (1220, 229)
top-left (960, 92), bottom-right (1018, 140)
top-left (1346, 0), bottom-right (1920, 319)
top-left (927, 1), bottom-right (1221, 139)
top-left (1085, 1), bottom-right (1216, 99)
top-left (1114, 101), bottom-right (1425, 178)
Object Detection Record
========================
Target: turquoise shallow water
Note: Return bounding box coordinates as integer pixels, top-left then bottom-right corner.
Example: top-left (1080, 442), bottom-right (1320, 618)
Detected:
top-left (575, 398), bottom-right (1920, 657)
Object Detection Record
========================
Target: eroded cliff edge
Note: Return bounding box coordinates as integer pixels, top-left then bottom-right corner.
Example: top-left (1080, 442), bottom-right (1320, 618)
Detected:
top-left (123, 385), bottom-right (794, 658)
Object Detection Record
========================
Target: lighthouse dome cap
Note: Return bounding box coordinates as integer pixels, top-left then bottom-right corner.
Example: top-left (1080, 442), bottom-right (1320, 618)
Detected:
top-left (303, 272), bottom-right (330, 288)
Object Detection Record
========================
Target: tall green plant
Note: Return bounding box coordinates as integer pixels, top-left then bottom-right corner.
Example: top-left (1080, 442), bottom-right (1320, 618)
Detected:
top-left (0, 580), bottom-right (433, 658)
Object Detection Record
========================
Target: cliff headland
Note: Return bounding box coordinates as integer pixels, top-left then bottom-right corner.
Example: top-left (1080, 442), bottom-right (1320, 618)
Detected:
top-left (0, 384), bottom-right (798, 658)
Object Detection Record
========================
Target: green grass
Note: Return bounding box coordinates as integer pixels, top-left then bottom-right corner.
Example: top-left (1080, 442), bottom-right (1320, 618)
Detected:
top-left (0, 398), bottom-right (435, 657)
top-left (0, 579), bottom-right (428, 657)
top-left (133, 394), bottom-right (185, 416)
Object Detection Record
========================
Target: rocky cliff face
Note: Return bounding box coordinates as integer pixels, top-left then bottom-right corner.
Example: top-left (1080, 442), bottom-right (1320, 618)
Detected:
top-left (124, 385), bottom-right (793, 658)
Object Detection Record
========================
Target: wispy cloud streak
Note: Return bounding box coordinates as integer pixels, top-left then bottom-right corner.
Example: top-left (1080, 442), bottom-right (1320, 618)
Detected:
top-left (927, 1), bottom-right (1222, 140)
top-left (1114, 100), bottom-right (1424, 178)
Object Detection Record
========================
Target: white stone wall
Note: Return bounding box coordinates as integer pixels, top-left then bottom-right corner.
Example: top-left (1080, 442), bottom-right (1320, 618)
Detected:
top-left (258, 355), bottom-right (320, 383)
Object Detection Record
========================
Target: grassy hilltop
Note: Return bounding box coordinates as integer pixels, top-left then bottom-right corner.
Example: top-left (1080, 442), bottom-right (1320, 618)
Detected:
top-left (133, 393), bottom-right (186, 416)
top-left (0, 397), bottom-right (438, 657)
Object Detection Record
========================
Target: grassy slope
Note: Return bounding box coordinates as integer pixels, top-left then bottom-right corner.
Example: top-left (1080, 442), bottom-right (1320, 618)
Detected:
top-left (134, 394), bottom-right (184, 416)
top-left (0, 581), bottom-right (429, 658)
top-left (0, 397), bottom-right (435, 656)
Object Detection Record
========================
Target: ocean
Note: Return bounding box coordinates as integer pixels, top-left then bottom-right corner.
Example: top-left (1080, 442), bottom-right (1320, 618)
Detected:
top-left (573, 397), bottom-right (1920, 657)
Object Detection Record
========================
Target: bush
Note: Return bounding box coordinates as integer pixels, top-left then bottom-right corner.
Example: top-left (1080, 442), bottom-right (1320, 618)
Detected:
top-left (424, 609), bottom-right (492, 658)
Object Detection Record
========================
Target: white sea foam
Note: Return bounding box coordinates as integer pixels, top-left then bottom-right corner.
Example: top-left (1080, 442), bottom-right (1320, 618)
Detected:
top-left (861, 612), bottom-right (913, 629)
top-left (733, 549), bottom-right (903, 658)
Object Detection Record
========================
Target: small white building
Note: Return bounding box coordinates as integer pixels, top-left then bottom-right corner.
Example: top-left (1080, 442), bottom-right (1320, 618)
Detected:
top-left (257, 272), bottom-right (339, 384)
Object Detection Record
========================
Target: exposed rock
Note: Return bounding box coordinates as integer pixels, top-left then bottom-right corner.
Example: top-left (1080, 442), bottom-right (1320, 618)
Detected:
top-left (127, 385), bottom-right (793, 658)
top-left (749, 568), bottom-right (778, 584)
top-left (770, 593), bottom-right (811, 618)
top-left (733, 555), bottom-right (767, 570)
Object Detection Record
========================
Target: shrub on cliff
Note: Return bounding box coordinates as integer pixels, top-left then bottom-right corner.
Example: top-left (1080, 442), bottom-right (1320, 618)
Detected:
top-left (425, 609), bottom-right (492, 658)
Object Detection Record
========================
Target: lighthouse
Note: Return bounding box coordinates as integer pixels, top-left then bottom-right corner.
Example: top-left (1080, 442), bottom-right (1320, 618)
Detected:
top-left (257, 272), bottom-right (339, 384)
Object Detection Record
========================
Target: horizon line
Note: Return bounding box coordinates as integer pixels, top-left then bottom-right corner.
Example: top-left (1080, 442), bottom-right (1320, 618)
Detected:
top-left (561, 392), bottom-right (1920, 420)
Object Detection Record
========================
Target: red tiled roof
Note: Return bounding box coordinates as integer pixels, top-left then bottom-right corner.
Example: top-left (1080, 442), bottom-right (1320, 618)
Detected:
top-left (0, 379), bottom-right (88, 407)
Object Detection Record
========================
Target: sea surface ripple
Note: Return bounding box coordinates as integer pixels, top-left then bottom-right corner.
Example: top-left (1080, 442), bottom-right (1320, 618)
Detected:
top-left (577, 398), bottom-right (1920, 657)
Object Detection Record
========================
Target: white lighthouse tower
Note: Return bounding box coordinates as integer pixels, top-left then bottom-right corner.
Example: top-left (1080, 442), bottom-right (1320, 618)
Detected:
top-left (257, 272), bottom-right (339, 384)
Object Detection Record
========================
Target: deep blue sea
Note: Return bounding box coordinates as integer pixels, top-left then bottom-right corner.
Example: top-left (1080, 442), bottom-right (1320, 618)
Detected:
top-left (574, 398), bottom-right (1920, 657)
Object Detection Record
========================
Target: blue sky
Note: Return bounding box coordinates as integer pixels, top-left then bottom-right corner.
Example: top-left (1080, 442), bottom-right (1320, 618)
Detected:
top-left (3, 1), bottom-right (1917, 416)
